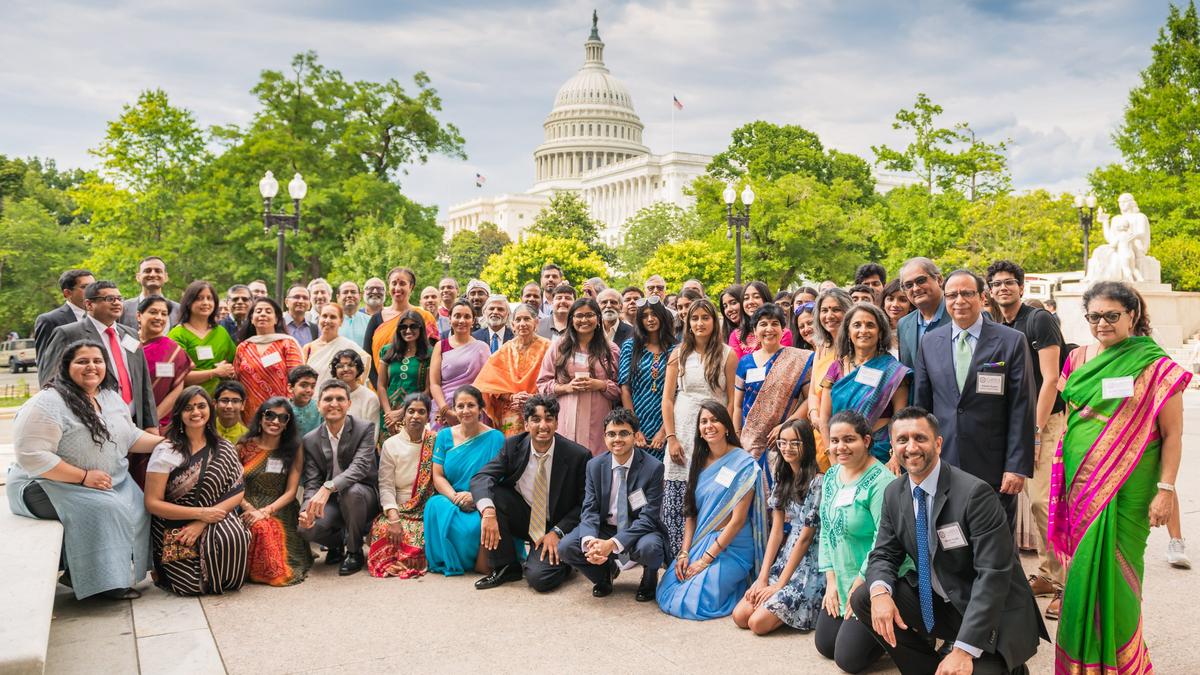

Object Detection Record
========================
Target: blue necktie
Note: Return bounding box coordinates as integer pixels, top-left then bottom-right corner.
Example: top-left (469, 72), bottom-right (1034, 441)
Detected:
top-left (490, 333), bottom-right (499, 353)
top-left (615, 465), bottom-right (630, 565)
top-left (914, 485), bottom-right (935, 632)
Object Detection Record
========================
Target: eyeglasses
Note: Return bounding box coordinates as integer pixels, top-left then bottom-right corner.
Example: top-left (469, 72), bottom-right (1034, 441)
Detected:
top-left (573, 313), bottom-right (598, 320)
top-left (398, 323), bottom-right (421, 332)
top-left (88, 294), bottom-right (124, 304)
top-left (605, 430), bottom-right (634, 439)
top-left (901, 275), bottom-right (931, 291)
top-left (262, 411), bottom-right (291, 423)
top-left (635, 295), bottom-right (662, 308)
top-left (334, 362), bottom-right (357, 370)
top-left (775, 440), bottom-right (806, 450)
top-left (1084, 310), bottom-right (1127, 325)
top-left (988, 279), bottom-right (1020, 289)
top-left (216, 398), bottom-right (244, 405)
top-left (944, 290), bottom-right (979, 301)
top-left (229, 296), bottom-right (250, 304)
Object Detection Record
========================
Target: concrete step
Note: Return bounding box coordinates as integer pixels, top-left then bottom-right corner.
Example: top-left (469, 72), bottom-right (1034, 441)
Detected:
top-left (0, 509), bottom-right (64, 674)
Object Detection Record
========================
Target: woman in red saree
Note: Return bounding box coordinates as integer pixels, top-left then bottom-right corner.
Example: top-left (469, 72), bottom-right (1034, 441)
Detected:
top-left (233, 298), bottom-right (303, 424)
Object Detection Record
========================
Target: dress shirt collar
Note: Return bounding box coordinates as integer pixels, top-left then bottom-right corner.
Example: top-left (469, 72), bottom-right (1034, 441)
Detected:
top-left (918, 301), bottom-right (946, 328)
top-left (950, 313), bottom-right (984, 343)
top-left (531, 437), bottom-right (555, 461)
top-left (66, 301), bottom-right (86, 320)
top-left (88, 314), bottom-right (117, 336)
top-left (610, 451), bottom-right (635, 472)
top-left (908, 458), bottom-right (942, 499)
top-left (286, 315), bottom-right (308, 328)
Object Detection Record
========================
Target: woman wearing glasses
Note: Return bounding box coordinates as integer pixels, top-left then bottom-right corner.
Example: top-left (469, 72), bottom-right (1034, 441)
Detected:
top-left (377, 310), bottom-right (432, 439)
top-left (619, 295), bottom-right (677, 462)
top-left (430, 300), bottom-right (490, 427)
top-left (1051, 281), bottom-right (1190, 674)
top-left (537, 297), bottom-right (620, 456)
top-left (237, 397), bottom-right (313, 586)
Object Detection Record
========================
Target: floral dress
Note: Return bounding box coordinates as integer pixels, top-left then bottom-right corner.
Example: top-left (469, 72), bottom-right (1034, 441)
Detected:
top-left (762, 475), bottom-right (825, 630)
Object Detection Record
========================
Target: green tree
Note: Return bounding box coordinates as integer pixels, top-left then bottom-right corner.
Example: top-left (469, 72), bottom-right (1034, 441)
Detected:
top-left (0, 198), bottom-right (90, 336)
top-left (328, 195), bottom-right (443, 290)
top-left (446, 222), bottom-right (511, 283)
top-left (616, 202), bottom-right (698, 275)
top-left (528, 191), bottom-right (602, 244)
top-left (481, 234), bottom-right (607, 298)
top-left (639, 240), bottom-right (731, 292)
top-left (939, 191), bottom-right (1081, 273)
top-left (1152, 235), bottom-right (1200, 290)
top-left (875, 185), bottom-right (968, 270)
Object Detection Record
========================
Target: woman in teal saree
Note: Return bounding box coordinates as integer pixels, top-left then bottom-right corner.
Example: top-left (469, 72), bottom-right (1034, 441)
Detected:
top-left (1050, 282), bottom-right (1189, 674)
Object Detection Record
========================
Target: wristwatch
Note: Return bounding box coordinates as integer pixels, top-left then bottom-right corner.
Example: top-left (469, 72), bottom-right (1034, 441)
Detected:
top-left (552, 526), bottom-right (565, 538)
top-left (323, 480), bottom-right (336, 492)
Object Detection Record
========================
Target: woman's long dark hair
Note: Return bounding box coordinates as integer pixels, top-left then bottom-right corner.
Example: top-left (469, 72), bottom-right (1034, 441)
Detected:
top-left (773, 419), bottom-right (818, 511)
top-left (677, 298), bottom-right (726, 392)
top-left (684, 400), bottom-right (742, 517)
top-left (737, 281), bottom-right (773, 343)
top-left (177, 280), bottom-right (219, 327)
top-left (629, 298), bottom-right (676, 383)
top-left (719, 284), bottom-right (743, 342)
top-left (790, 301), bottom-right (815, 350)
top-left (163, 386), bottom-right (222, 458)
top-left (49, 340), bottom-right (118, 446)
top-left (240, 396), bottom-right (300, 470)
top-left (382, 309), bottom-right (430, 363)
top-left (237, 297), bottom-right (286, 341)
top-left (554, 297), bottom-right (616, 381)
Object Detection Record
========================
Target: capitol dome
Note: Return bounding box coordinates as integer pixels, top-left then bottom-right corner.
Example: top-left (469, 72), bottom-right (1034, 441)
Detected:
top-left (531, 12), bottom-right (650, 194)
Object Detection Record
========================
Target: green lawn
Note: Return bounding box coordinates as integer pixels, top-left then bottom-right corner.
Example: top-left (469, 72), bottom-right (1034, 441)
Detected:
top-left (0, 395), bottom-right (30, 408)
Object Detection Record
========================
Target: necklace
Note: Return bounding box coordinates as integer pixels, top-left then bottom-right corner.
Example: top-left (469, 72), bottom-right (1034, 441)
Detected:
top-left (650, 350), bottom-right (665, 393)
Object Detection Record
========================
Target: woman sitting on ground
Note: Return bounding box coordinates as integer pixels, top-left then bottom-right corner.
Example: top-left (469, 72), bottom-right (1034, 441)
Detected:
top-left (367, 393), bottom-right (438, 578)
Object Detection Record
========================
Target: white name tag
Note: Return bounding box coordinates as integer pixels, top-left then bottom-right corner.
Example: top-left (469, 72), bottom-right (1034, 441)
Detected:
top-left (936, 522), bottom-right (968, 549)
top-left (834, 487), bottom-right (856, 508)
top-left (854, 366), bottom-right (883, 388)
top-left (1102, 376), bottom-right (1135, 399)
top-left (120, 334), bottom-right (140, 353)
top-left (628, 488), bottom-right (647, 510)
top-left (976, 372), bottom-right (1004, 395)
top-left (745, 367), bottom-right (766, 383)
top-left (196, 345), bottom-right (215, 360)
top-left (714, 466), bottom-right (737, 488)
top-left (155, 362), bottom-right (175, 378)
top-left (574, 352), bottom-right (589, 367)
top-left (260, 351), bottom-right (282, 367)
top-left (266, 457), bottom-right (284, 474)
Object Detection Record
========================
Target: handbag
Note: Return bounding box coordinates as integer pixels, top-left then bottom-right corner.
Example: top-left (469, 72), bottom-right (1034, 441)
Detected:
top-left (160, 527), bottom-right (199, 563)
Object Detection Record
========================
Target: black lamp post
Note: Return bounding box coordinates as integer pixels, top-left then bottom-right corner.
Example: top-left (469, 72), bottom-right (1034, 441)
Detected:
top-left (259, 171), bottom-right (307, 301)
top-left (723, 183), bottom-right (755, 285)
top-left (1074, 194), bottom-right (1097, 272)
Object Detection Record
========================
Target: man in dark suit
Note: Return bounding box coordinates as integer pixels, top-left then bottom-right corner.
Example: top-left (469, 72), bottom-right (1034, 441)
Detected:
top-left (118, 256), bottom-right (179, 328)
top-left (597, 288), bottom-right (634, 347)
top-left (472, 393), bottom-right (589, 592)
top-left (897, 257), bottom-right (951, 369)
top-left (852, 407), bottom-right (1047, 674)
top-left (912, 269), bottom-right (1036, 528)
top-left (473, 294), bottom-right (514, 353)
top-left (298, 380), bottom-right (379, 576)
top-left (33, 268), bottom-right (94, 375)
top-left (40, 281), bottom-right (156, 432)
top-left (559, 408), bottom-right (666, 601)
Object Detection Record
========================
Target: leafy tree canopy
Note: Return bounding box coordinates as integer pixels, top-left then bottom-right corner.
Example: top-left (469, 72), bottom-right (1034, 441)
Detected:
top-left (446, 221), bottom-right (511, 283)
top-left (480, 234), bottom-right (606, 298)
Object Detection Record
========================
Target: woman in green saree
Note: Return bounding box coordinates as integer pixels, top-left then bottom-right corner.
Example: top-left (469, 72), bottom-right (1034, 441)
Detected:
top-left (1050, 281), bottom-right (1190, 674)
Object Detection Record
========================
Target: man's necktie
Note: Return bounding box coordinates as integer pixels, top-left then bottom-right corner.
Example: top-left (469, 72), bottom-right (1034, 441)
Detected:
top-left (528, 453), bottom-right (550, 542)
top-left (914, 485), bottom-right (936, 632)
top-left (490, 333), bottom-right (499, 353)
top-left (105, 326), bottom-right (133, 404)
top-left (954, 330), bottom-right (972, 392)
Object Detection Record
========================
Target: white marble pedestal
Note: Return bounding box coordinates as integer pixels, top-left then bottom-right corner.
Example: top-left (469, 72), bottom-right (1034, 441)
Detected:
top-left (1055, 283), bottom-right (1200, 349)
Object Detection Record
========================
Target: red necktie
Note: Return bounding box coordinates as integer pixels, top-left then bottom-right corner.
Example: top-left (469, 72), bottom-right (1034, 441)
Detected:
top-left (105, 326), bottom-right (133, 404)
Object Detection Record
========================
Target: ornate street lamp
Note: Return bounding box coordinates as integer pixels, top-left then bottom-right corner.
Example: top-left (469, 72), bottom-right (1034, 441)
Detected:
top-left (724, 183), bottom-right (755, 284)
top-left (1074, 194), bottom-right (1097, 272)
top-left (259, 171), bottom-right (307, 301)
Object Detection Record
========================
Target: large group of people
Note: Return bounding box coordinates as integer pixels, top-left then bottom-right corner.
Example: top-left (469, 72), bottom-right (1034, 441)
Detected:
top-left (7, 254), bottom-right (1193, 674)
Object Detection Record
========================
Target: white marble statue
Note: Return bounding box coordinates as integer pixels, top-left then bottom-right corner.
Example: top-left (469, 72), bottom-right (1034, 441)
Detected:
top-left (1086, 193), bottom-right (1161, 284)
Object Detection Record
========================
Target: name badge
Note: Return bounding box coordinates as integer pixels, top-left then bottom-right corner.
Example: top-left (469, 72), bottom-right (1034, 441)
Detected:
top-left (260, 351), bottom-right (282, 367)
top-left (976, 372), bottom-right (1004, 395)
top-left (745, 367), bottom-right (766, 383)
top-left (574, 352), bottom-right (589, 367)
top-left (120, 334), bottom-right (140, 353)
top-left (834, 487), bottom-right (856, 508)
top-left (1102, 376), bottom-right (1135, 399)
top-left (195, 345), bottom-right (215, 360)
top-left (936, 522), bottom-right (968, 549)
top-left (155, 362), bottom-right (175, 378)
top-left (855, 366), bottom-right (883, 388)
top-left (714, 466), bottom-right (737, 488)
top-left (628, 488), bottom-right (647, 510)
top-left (266, 458), bottom-right (284, 474)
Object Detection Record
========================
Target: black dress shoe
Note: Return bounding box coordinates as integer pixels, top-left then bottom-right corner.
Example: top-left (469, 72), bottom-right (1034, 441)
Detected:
top-left (474, 564), bottom-right (523, 590)
top-left (338, 552), bottom-right (364, 576)
top-left (592, 581), bottom-right (613, 597)
top-left (593, 560), bottom-right (618, 596)
top-left (324, 545), bottom-right (345, 565)
top-left (635, 572), bottom-right (658, 602)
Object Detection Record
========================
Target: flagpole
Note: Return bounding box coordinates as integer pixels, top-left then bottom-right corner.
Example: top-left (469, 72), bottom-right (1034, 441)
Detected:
top-left (670, 99), bottom-right (675, 154)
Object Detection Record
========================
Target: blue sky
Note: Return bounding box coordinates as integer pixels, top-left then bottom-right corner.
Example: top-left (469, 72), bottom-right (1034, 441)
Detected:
top-left (0, 1), bottom-right (1179, 215)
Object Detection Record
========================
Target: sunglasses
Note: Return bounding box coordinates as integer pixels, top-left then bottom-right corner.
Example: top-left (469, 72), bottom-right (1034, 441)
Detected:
top-left (398, 323), bottom-right (421, 332)
top-left (262, 411), bottom-right (291, 423)
top-left (635, 295), bottom-right (662, 308)
top-left (1084, 310), bottom-right (1127, 325)
top-left (794, 301), bottom-right (814, 315)
top-left (901, 275), bottom-right (931, 291)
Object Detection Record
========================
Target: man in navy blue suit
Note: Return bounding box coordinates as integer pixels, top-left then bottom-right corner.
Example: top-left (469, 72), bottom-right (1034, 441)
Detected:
top-left (559, 408), bottom-right (666, 601)
top-left (912, 269), bottom-right (1036, 530)
top-left (472, 294), bottom-right (513, 353)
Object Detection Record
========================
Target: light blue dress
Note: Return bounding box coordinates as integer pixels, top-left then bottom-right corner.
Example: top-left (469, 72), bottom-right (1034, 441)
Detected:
top-left (6, 389), bottom-right (150, 599)
top-left (657, 447), bottom-right (767, 620)
top-left (423, 427), bottom-right (504, 576)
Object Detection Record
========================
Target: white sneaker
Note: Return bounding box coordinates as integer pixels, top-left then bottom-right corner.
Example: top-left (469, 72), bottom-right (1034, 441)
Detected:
top-left (1167, 538), bottom-right (1192, 569)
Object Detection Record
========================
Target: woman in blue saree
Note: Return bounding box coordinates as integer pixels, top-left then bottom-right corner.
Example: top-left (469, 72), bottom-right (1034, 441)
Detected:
top-left (423, 386), bottom-right (505, 576)
top-left (658, 400), bottom-right (768, 620)
top-left (818, 303), bottom-right (909, 472)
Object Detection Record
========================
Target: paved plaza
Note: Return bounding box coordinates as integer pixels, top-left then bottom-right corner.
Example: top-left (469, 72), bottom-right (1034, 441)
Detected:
top-left (3, 392), bottom-right (1199, 674)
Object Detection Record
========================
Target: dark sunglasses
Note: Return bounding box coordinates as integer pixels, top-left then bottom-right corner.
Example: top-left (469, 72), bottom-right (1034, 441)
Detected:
top-left (794, 301), bottom-right (814, 315)
top-left (262, 410), bottom-right (291, 423)
top-left (398, 323), bottom-right (421, 332)
top-left (901, 275), bottom-right (931, 291)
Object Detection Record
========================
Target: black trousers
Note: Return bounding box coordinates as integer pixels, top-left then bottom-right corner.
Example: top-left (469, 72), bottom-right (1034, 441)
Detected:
top-left (849, 581), bottom-right (1018, 675)
top-left (298, 483), bottom-right (378, 551)
top-left (998, 491), bottom-right (1016, 534)
top-left (814, 610), bottom-right (883, 674)
top-left (557, 525), bottom-right (664, 585)
top-left (488, 484), bottom-right (571, 592)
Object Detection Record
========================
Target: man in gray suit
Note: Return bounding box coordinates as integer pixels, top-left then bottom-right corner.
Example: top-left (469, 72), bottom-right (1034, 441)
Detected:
top-left (33, 268), bottom-right (94, 374)
top-left (118, 256), bottom-right (178, 328)
top-left (40, 280), bottom-right (156, 432)
top-left (298, 380), bottom-right (379, 576)
top-left (896, 257), bottom-right (951, 369)
top-left (853, 407), bottom-right (1047, 674)
top-left (912, 269), bottom-right (1036, 529)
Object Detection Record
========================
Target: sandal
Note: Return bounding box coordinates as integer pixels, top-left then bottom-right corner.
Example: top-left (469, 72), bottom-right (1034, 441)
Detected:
top-left (1044, 591), bottom-right (1062, 620)
top-left (99, 587), bottom-right (142, 601)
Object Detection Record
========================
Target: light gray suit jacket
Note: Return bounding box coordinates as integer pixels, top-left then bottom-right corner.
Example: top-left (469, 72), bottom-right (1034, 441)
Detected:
top-left (39, 318), bottom-right (157, 430)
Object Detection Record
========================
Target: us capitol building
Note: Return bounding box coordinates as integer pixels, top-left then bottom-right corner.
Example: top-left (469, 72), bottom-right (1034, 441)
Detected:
top-left (439, 13), bottom-right (710, 247)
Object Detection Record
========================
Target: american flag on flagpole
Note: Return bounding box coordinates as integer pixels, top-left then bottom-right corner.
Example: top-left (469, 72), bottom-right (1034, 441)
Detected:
top-left (475, 172), bottom-right (486, 188)
top-left (673, 96), bottom-right (684, 110)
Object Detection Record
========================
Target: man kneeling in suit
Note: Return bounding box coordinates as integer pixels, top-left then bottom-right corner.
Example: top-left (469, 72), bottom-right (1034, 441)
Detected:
top-left (472, 394), bottom-right (589, 591)
top-left (852, 407), bottom-right (1047, 675)
top-left (559, 408), bottom-right (666, 601)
